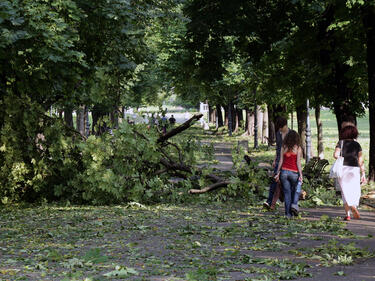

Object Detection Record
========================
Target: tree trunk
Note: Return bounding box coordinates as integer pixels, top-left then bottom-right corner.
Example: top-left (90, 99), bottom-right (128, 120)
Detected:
top-left (291, 111), bottom-right (294, 130)
top-left (249, 111), bottom-right (254, 136)
top-left (262, 106), bottom-right (268, 144)
top-left (110, 111), bottom-right (118, 129)
top-left (257, 105), bottom-right (263, 144)
top-left (231, 103), bottom-right (236, 132)
top-left (216, 104), bottom-right (224, 127)
top-left (268, 105), bottom-right (276, 145)
top-left (244, 109), bottom-right (252, 136)
top-left (64, 108), bottom-right (73, 128)
top-left (362, 4), bottom-right (375, 182)
top-left (315, 106), bottom-right (324, 159)
top-left (76, 105), bottom-right (85, 135)
top-left (237, 108), bottom-right (243, 129)
top-left (85, 107), bottom-right (90, 137)
top-left (208, 105), bottom-right (216, 124)
top-left (227, 102), bottom-right (233, 136)
top-left (92, 104), bottom-right (108, 135)
top-left (254, 92), bottom-right (258, 149)
top-left (296, 104), bottom-right (307, 158)
top-left (233, 109), bottom-right (239, 133)
top-left (224, 106), bottom-right (228, 127)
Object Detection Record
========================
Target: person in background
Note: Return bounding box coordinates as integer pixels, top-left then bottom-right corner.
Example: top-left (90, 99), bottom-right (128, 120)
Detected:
top-left (333, 125), bottom-right (366, 221)
top-left (263, 116), bottom-right (289, 210)
top-left (275, 130), bottom-right (303, 218)
top-left (335, 115), bottom-right (357, 194)
top-left (160, 113), bottom-right (168, 134)
top-left (169, 114), bottom-right (176, 125)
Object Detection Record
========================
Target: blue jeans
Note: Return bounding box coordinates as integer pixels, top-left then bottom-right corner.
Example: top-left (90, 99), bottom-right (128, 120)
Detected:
top-left (293, 180), bottom-right (302, 206)
top-left (266, 166), bottom-right (279, 205)
top-left (280, 170), bottom-right (299, 217)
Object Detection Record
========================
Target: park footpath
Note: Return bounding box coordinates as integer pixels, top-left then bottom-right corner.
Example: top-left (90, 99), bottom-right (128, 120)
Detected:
top-left (212, 141), bottom-right (375, 281)
top-left (301, 207), bottom-right (375, 281)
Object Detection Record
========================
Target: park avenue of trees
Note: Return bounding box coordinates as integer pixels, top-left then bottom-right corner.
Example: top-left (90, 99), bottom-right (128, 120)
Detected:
top-left (1, 0), bottom-right (375, 204)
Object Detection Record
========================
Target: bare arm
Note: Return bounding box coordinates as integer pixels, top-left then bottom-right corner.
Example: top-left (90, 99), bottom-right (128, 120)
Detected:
top-left (297, 146), bottom-right (303, 181)
top-left (274, 147), bottom-right (284, 182)
top-left (358, 151), bottom-right (367, 184)
top-left (333, 146), bottom-right (341, 159)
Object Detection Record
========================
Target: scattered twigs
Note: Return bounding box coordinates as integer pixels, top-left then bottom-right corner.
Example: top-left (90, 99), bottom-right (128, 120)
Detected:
top-left (166, 141), bottom-right (184, 164)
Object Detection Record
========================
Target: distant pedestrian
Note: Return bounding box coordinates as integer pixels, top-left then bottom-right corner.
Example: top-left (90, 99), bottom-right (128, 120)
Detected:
top-left (160, 113), bottom-right (168, 134)
top-left (169, 115), bottom-right (176, 125)
top-left (333, 125), bottom-right (366, 221)
top-left (275, 130), bottom-right (303, 218)
top-left (149, 113), bottom-right (156, 127)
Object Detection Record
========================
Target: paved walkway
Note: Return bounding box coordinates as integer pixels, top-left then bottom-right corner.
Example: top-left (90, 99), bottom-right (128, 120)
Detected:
top-left (299, 207), bottom-right (375, 281)
top-left (210, 141), bottom-right (375, 280)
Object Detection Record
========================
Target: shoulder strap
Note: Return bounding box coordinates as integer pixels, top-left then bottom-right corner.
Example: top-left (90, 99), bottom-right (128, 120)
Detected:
top-left (340, 140), bottom-right (343, 156)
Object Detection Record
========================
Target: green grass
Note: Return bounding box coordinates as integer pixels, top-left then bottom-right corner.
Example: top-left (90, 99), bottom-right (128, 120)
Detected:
top-left (307, 109), bottom-right (370, 168)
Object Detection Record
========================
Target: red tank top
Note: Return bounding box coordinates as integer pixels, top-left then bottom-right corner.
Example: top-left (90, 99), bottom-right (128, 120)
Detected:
top-left (282, 151), bottom-right (298, 172)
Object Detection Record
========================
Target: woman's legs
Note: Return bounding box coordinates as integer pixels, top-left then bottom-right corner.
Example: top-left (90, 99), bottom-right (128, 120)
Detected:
top-left (351, 206), bottom-right (360, 219)
top-left (339, 167), bottom-right (361, 219)
top-left (280, 170), bottom-right (298, 217)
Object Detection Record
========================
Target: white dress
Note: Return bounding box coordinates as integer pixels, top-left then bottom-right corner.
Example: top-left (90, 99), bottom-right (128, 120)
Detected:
top-left (338, 166), bottom-right (361, 207)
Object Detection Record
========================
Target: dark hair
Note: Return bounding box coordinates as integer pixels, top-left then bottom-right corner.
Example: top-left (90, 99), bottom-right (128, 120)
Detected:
top-left (339, 125), bottom-right (358, 140)
top-left (275, 116), bottom-right (287, 130)
top-left (282, 130), bottom-right (300, 151)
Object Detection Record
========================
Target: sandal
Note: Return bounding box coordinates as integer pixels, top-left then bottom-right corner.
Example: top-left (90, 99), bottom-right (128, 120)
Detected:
top-left (351, 207), bottom-right (360, 219)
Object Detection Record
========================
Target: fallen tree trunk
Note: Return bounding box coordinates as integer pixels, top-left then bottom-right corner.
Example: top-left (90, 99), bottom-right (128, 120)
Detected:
top-left (189, 181), bottom-right (231, 194)
top-left (157, 114), bottom-right (203, 143)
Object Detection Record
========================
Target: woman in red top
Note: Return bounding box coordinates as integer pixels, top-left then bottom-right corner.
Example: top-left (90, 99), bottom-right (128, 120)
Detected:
top-left (275, 130), bottom-right (303, 218)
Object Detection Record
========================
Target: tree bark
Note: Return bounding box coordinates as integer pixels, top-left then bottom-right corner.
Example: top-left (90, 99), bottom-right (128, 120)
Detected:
top-left (268, 105), bottom-right (276, 145)
top-left (189, 181), bottom-right (231, 194)
top-left (85, 107), bottom-right (90, 137)
top-left (216, 104), bottom-right (224, 127)
top-left (224, 106), bottom-right (228, 127)
top-left (92, 104), bottom-right (108, 135)
top-left (318, 4), bottom-right (358, 135)
top-left (157, 114), bottom-right (203, 143)
top-left (244, 108), bottom-right (251, 136)
top-left (362, 4), bottom-right (375, 181)
top-left (237, 108), bottom-right (243, 128)
top-left (76, 105), bottom-right (85, 135)
top-left (227, 102), bottom-right (233, 136)
top-left (257, 105), bottom-right (263, 144)
top-left (333, 63), bottom-right (357, 134)
top-left (64, 108), bottom-right (73, 128)
top-left (296, 104), bottom-right (307, 158)
top-left (262, 106), bottom-right (268, 144)
top-left (315, 106), bottom-right (324, 159)
top-left (231, 103), bottom-right (236, 132)
top-left (110, 110), bottom-right (119, 129)
top-left (208, 104), bottom-right (216, 124)
top-left (233, 106), bottom-right (240, 133)
top-left (254, 92), bottom-right (258, 149)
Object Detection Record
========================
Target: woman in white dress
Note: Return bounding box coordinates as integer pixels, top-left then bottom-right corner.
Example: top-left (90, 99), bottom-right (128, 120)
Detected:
top-left (333, 125), bottom-right (367, 221)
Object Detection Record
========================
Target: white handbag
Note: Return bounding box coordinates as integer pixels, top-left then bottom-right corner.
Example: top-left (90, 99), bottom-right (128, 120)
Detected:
top-left (329, 140), bottom-right (344, 179)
